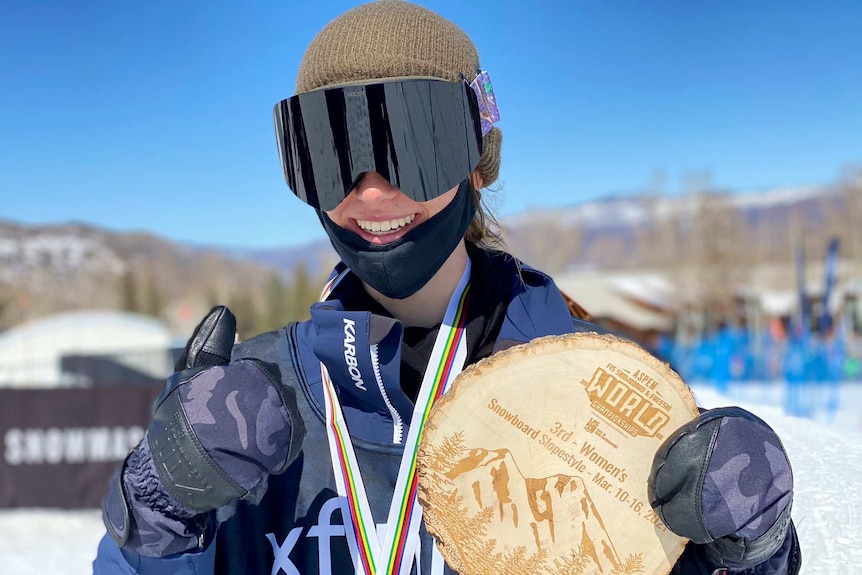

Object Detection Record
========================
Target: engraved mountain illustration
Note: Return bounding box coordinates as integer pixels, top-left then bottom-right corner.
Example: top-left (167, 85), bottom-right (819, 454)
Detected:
top-left (420, 433), bottom-right (645, 574)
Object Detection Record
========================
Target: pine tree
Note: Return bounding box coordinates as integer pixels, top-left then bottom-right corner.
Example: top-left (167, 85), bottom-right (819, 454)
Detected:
top-left (227, 287), bottom-right (259, 341)
top-left (261, 272), bottom-right (292, 333)
top-left (0, 285), bottom-right (9, 328)
top-left (120, 268), bottom-right (139, 313)
top-left (143, 271), bottom-right (165, 319)
top-left (287, 261), bottom-right (318, 322)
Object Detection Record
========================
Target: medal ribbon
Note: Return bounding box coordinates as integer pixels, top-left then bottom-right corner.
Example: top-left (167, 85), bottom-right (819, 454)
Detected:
top-left (319, 260), bottom-right (471, 574)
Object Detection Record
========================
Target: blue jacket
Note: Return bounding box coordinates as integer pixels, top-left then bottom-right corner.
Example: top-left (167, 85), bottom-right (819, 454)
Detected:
top-left (94, 253), bottom-right (799, 575)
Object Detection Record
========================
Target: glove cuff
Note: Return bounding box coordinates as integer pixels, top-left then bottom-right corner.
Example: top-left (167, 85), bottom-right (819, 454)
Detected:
top-left (705, 502), bottom-right (793, 568)
top-left (103, 454), bottom-right (133, 547)
top-left (103, 438), bottom-right (213, 556)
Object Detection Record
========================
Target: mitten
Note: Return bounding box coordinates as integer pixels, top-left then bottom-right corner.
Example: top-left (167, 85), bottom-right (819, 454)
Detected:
top-left (648, 407), bottom-right (794, 570)
top-left (102, 306), bottom-right (305, 557)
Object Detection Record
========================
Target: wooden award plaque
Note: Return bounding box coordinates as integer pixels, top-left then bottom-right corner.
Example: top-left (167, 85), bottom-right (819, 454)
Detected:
top-left (417, 332), bottom-right (699, 575)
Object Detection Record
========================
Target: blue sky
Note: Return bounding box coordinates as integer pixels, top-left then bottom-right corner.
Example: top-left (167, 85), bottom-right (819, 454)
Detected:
top-left (2, 1), bottom-right (860, 248)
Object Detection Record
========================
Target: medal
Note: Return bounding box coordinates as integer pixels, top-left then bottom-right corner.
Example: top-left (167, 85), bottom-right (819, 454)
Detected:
top-left (320, 260), bottom-right (472, 574)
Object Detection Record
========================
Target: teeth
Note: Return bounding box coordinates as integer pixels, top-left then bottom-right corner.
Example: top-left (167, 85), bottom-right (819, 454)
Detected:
top-left (356, 214), bottom-right (415, 234)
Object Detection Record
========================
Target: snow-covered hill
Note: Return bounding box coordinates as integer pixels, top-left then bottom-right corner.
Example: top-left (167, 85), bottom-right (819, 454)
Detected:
top-left (0, 220), bottom-right (304, 333)
top-left (502, 185), bottom-right (831, 230)
top-left (1, 183), bottom-right (840, 290)
top-left (500, 184), bottom-right (849, 275)
top-left (0, 222), bottom-right (126, 285)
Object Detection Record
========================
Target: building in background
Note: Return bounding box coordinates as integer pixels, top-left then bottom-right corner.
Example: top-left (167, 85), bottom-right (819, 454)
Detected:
top-left (0, 310), bottom-right (174, 387)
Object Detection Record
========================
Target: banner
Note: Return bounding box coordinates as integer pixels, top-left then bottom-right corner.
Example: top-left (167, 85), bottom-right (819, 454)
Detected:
top-left (796, 245), bottom-right (810, 336)
top-left (0, 385), bottom-right (162, 508)
top-left (820, 238), bottom-right (840, 332)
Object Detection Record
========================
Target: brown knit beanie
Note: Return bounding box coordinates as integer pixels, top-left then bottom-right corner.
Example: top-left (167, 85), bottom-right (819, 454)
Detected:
top-left (296, 0), bottom-right (502, 188)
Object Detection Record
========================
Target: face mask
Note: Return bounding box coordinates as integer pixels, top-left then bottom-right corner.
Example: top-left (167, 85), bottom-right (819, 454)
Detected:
top-left (319, 179), bottom-right (476, 299)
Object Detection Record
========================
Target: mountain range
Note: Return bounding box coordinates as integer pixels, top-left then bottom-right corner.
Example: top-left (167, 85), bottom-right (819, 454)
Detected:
top-left (1, 182), bottom-right (856, 333)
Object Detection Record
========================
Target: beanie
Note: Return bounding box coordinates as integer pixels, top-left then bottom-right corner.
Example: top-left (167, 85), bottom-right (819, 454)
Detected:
top-left (295, 0), bottom-right (502, 187)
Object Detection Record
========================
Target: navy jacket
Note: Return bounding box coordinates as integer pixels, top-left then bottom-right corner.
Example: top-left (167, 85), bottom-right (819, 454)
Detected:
top-left (94, 251), bottom-right (800, 575)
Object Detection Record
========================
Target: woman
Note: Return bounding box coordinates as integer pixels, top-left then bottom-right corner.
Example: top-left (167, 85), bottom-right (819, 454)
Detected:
top-left (94, 2), bottom-right (800, 574)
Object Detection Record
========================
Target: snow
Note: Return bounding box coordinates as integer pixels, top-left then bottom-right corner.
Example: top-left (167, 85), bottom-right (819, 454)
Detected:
top-left (502, 185), bottom-right (833, 232)
top-left (1, 383), bottom-right (860, 574)
top-left (692, 385), bottom-right (862, 575)
top-left (0, 231), bottom-right (125, 283)
top-left (728, 186), bottom-right (826, 210)
top-left (0, 508), bottom-right (105, 574)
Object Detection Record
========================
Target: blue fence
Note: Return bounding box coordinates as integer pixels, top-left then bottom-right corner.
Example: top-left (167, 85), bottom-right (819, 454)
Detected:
top-left (656, 327), bottom-right (857, 422)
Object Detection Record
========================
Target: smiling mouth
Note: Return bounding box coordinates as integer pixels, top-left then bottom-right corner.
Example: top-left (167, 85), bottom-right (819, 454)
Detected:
top-left (355, 214), bottom-right (416, 235)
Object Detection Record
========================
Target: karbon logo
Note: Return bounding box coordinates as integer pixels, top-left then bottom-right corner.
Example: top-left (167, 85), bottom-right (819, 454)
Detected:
top-left (582, 366), bottom-right (670, 438)
top-left (342, 319), bottom-right (367, 391)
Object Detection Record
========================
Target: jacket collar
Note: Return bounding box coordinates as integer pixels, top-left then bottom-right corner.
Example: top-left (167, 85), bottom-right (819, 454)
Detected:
top-left (297, 249), bottom-right (581, 445)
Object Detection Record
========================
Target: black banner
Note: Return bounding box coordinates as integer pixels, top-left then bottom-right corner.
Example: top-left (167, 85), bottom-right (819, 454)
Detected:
top-left (0, 385), bottom-right (162, 508)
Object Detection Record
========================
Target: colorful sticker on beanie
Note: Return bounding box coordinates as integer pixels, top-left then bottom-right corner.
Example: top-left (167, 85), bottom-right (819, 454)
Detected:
top-left (469, 70), bottom-right (500, 135)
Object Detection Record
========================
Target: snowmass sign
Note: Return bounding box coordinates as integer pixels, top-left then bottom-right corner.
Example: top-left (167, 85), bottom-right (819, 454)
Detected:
top-left (0, 385), bottom-right (162, 508)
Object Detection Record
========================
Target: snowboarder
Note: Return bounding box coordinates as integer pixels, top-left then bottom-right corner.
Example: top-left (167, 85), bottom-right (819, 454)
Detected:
top-left (93, 2), bottom-right (800, 573)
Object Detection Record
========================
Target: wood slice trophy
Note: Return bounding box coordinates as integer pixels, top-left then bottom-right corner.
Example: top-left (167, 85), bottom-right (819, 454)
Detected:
top-left (416, 332), bottom-right (699, 575)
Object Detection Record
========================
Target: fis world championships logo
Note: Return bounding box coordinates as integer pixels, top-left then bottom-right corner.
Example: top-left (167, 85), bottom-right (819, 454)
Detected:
top-left (582, 366), bottom-right (670, 438)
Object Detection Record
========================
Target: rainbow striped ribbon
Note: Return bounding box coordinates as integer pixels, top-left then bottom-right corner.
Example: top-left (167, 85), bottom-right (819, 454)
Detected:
top-left (319, 260), bottom-right (472, 574)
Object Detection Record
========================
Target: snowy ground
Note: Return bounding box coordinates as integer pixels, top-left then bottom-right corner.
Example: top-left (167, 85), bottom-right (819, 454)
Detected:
top-left (1, 382), bottom-right (860, 574)
top-left (692, 384), bottom-right (862, 575)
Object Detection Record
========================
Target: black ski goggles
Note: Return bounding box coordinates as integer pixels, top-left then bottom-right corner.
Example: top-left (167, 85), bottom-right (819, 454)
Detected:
top-left (273, 78), bottom-right (483, 212)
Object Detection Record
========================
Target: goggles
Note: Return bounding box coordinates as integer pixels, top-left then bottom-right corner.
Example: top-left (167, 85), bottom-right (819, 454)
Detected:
top-left (273, 78), bottom-right (484, 212)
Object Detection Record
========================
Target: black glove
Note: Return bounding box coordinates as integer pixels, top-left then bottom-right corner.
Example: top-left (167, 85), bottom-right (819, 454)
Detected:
top-left (648, 407), bottom-right (794, 571)
top-left (172, 304), bottom-right (236, 371)
top-left (103, 306), bottom-right (305, 557)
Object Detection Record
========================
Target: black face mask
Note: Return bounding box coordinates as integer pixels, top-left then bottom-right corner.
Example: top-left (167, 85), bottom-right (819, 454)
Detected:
top-left (319, 179), bottom-right (476, 299)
